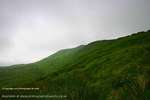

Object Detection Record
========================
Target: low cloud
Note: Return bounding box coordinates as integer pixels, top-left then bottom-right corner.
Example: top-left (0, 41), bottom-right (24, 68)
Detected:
top-left (0, 0), bottom-right (150, 66)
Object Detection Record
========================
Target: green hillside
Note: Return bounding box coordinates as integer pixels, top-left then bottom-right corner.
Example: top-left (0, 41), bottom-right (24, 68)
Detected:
top-left (0, 30), bottom-right (150, 100)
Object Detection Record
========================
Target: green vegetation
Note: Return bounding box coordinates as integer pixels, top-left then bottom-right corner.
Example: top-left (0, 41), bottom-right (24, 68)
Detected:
top-left (0, 30), bottom-right (150, 100)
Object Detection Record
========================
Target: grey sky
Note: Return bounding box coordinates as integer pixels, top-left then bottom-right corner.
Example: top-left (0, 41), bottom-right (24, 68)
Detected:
top-left (0, 0), bottom-right (150, 66)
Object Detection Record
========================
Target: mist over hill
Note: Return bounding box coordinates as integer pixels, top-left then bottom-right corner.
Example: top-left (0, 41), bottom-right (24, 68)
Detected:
top-left (0, 30), bottom-right (150, 100)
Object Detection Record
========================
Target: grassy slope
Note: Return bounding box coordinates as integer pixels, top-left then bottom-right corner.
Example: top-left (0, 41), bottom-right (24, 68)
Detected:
top-left (0, 31), bottom-right (150, 100)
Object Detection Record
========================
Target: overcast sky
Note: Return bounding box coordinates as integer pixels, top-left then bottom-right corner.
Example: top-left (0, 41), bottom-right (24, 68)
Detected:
top-left (0, 0), bottom-right (150, 66)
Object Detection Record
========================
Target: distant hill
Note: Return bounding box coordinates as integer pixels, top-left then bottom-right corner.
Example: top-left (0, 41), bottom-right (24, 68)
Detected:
top-left (0, 30), bottom-right (150, 100)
